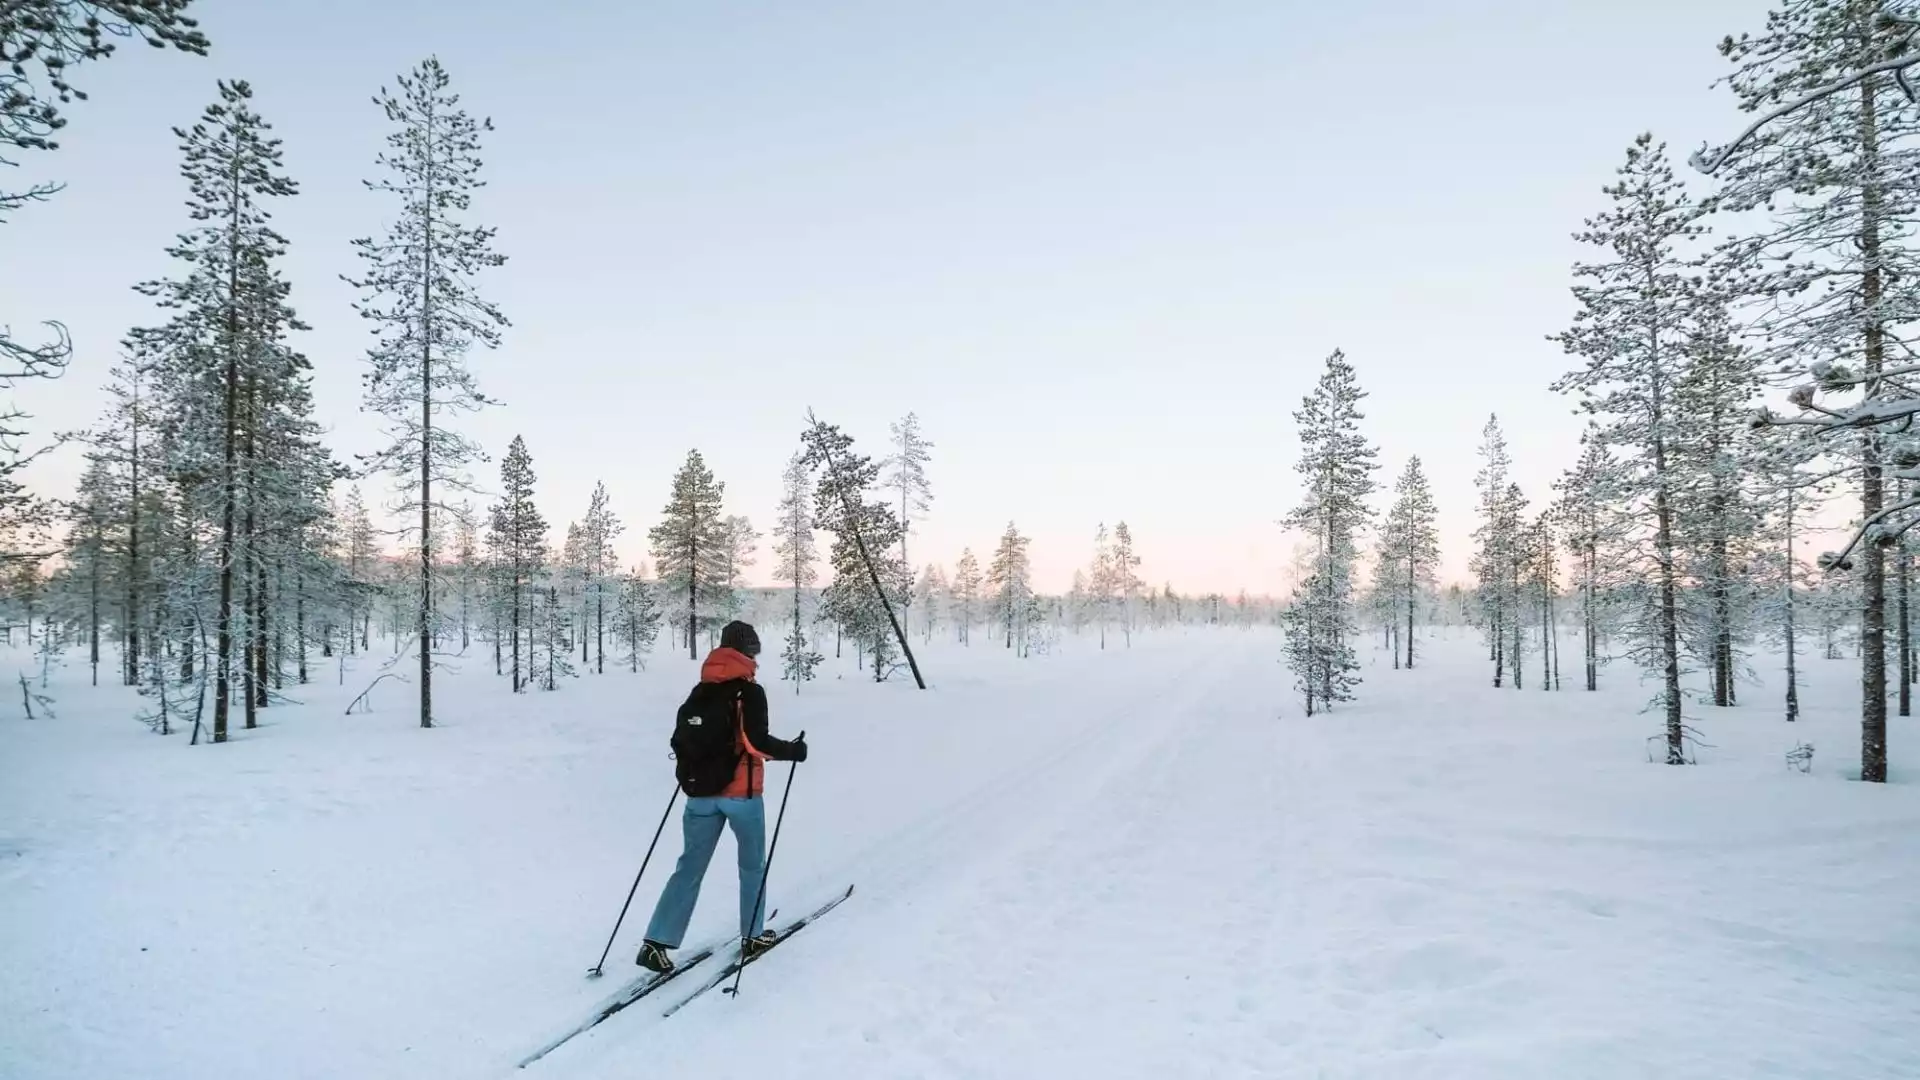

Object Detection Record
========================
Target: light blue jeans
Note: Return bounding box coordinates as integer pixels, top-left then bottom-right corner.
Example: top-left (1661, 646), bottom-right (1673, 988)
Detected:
top-left (644, 796), bottom-right (768, 947)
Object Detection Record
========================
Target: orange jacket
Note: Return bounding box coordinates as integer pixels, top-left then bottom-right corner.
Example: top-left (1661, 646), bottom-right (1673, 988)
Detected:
top-left (702, 647), bottom-right (774, 798)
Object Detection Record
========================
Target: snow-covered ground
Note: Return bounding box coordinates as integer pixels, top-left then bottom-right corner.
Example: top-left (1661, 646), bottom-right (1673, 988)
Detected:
top-left (3, 630), bottom-right (1917, 1079)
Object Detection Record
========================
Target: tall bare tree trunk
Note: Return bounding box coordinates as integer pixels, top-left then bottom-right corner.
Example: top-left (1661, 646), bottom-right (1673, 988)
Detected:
top-left (1860, 71), bottom-right (1890, 782)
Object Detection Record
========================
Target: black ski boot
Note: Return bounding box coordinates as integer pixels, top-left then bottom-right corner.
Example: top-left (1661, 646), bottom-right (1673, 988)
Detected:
top-left (637, 940), bottom-right (674, 974)
top-left (742, 931), bottom-right (780, 960)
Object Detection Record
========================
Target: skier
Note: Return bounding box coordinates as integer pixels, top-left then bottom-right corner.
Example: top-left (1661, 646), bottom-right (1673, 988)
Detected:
top-left (638, 621), bottom-right (808, 974)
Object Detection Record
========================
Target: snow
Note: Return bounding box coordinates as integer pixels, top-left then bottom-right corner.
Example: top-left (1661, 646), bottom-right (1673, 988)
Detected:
top-left (3, 632), bottom-right (1918, 1079)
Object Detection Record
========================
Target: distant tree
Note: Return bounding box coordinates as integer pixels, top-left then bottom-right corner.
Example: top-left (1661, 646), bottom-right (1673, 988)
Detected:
top-left (915, 563), bottom-right (948, 643)
top-left (953, 548), bottom-right (982, 645)
top-left (611, 567), bottom-right (662, 672)
top-left (486, 436), bottom-right (545, 692)
top-left (987, 522), bottom-right (1034, 651)
top-left (1087, 523), bottom-right (1116, 648)
top-left (1111, 522), bottom-right (1142, 646)
top-left (885, 412), bottom-right (934, 632)
top-left (1379, 456), bottom-right (1439, 669)
top-left (719, 513), bottom-right (759, 630)
top-left (649, 450), bottom-right (729, 659)
top-left (1554, 428), bottom-right (1625, 692)
top-left (771, 453), bottom-right (822, 688)
top-left (577, 481), bottom-right (622, 672)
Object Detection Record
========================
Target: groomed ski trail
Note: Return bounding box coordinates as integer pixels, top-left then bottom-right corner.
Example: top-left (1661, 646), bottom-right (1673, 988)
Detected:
top-left (566, 634), bottom-right (1297, 1078)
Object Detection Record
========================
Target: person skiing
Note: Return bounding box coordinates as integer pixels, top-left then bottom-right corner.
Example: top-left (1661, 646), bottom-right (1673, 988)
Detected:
top-left (637, 621), bottom-right (807, 974)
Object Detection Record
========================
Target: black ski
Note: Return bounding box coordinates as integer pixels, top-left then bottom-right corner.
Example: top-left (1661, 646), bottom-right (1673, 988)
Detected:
top-left (661, 884), bottom-right (855, 1017)
top-left (518, 948), bottom-right (716, 1067)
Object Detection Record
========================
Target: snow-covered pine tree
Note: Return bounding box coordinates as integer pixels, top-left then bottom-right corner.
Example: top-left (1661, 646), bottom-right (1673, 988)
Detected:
top-left (953, 548), bottom-right (982, 645)
top-left (1550, 133), bottom-right (1703, 765)
top-left (451, 501), bottom-right (478, 651)
top-left (133, 79), bottom-right (304, 743)
top-left (771, 453), bottom-right (822, 689)
top-left (1111, 521), bottom-right (1142, 646)
top-left (803, 423), bottom-right (911, 682)
top-left (1553, 427), bottom-right (1627, 691)
top-left (1670, 295), bottom-right (1764, 708)
top-left (1503, 482), bottom-right (1531, 691)
top-left (1379, 456), bottom-right (1440, 669)
top-left (1751, 430), bottom-right (1833, 722)
top-left (58, 454), bottom-right (116, 685)
top-left (611, 567), bottom-right (662, 672)
top-left (1087, 523), bottom-right (1116, 648)
top-left (914, 564), bottom-right (948, 643)
top-left (578, 482), bottom-right (621, 673)
top-left (558, 520), bottom-right (587, 661)
top-left (341, 486), bottom-right (377, 656)
top-left (1700, 4), bottom-right (1920, 781)
top-left (90, 337), bottom-right (165, 686)
top-left (986, 523), bottom-right (1034, 652)
top-left (348, 57), bottom-right (508, 729)
top-left (719, 514), bottom-right (759, 631)
top-left (885, 412), bottom-right (933, 634)
top-left (531, 581), bottom-right (573, 691)
top-left (486, 436), bottom-right (545, 692)
top-left (1281, 350), bottom-right (1378, 713)
top-left (1471, 415), bottom-right (1520, 686)
top-left (648, 450), bottom-right (729, 660)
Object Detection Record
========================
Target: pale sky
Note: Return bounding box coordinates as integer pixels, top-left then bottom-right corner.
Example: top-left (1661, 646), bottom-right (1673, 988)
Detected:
top-left (1, 0), bottom-right (1774, 595)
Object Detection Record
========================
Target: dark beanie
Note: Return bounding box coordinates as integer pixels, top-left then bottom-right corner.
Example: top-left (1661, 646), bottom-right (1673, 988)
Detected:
top-left (720, 621), bottom-right (761, 658)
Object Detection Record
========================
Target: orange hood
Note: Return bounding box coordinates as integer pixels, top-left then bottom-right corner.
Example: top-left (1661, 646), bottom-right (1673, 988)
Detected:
top-left (701, 647), bottom-right (758, 684)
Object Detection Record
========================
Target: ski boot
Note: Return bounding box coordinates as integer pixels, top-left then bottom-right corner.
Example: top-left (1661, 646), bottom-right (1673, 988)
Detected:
top-left (637, 940), bottom-right (674, 974)
top-left (742, 930), bottom-right (780, 960)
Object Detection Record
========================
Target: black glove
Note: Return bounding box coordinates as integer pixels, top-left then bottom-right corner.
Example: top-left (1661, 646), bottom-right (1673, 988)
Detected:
top-left (789, 737), bottom-right (809, 763)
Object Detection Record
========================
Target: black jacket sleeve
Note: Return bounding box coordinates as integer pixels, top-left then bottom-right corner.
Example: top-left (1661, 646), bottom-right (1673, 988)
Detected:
top-left (739, 682), bottom-right (800, 760)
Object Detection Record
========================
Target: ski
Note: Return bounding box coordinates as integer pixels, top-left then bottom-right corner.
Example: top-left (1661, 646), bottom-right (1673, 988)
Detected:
top-left (517, 948), bottom-right (717, 1068)
top-left (661, 884), bottom-right (855, 1017)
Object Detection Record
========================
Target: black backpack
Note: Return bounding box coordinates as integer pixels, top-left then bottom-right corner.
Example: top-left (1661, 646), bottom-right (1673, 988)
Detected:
top-left (671, 683), bottom-right (743, 796)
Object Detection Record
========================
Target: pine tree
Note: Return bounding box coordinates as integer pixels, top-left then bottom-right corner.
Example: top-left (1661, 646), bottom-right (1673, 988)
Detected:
top-left (804, 422), bottom-right (911, 682)
top-left (1111, 521), bottom-right (1142, 646)
top-left (1379, 456), bottom-right (1440, 669)
top-left (1703, 3), bottom-right (1920, 781)
top-left (771, 453), bottom-right (822, 688)
top-left (719, 514), bottom-right (759, 629)
top-left (134, 79), bottom-right (303, 744)
top-left (486, 436), bottom-right (545, 692)
top-left (1554, 428), bottom-right (1627, 692)
top-left (1671, 296), bottom-right (1764, 708)
top-left (575, 481), bottom-right (620, 674)
top-left (648, 450), bottom-right (729, 660)
top-left (1472, 416), bottom-right (1521, 686)
top-left (451, 501), bottom-right (478, 651)
top-left (1087, 523), bottom-right (1116, 648)
top-left (611, 568), bottom-right (662, 672)
top-left (1282, 350), bottom-right (1378, 713)
top-left (885, 412), bottom-right (933, 633)
top-left (1550, 133), bottom-right (1702, 765)
top-left (953, 548), bottom-right (982, 645)
top-left (348, 57), bottom-right (507, 729)
top-left (986, 523), bottom-right (1033, 652)
top-left (915, 564), bottom-right (948, 643)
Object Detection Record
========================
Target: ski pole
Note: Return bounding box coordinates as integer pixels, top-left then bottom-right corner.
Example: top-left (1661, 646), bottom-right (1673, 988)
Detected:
top-left (587, 782), bottom-right (681, 978)
top-left (725, 731), bottom-right (802, 998)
